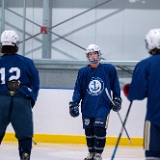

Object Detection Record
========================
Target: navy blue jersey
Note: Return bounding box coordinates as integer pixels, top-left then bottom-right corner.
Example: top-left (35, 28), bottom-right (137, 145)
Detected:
top-left (0, 53), bottom-right (39, 105)
top-left (128, 53), bottom-right (160, 127)
top-left (72, 63), bottom-right (121, 117)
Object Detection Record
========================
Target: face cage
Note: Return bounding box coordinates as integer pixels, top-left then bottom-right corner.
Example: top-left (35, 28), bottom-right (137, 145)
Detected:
top-left (86, 52), bottom-right (101, 64)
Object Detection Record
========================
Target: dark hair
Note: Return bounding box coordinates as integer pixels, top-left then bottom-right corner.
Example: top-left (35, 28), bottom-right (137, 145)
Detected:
top-left (150, 48), bottom-right (160, 54)
top-left (1, 45), bottom-right (18, 54)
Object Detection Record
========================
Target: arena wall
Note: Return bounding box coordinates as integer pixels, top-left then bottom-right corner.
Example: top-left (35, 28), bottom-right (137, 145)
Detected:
top-left (4, 89), bottom-right (146, 146)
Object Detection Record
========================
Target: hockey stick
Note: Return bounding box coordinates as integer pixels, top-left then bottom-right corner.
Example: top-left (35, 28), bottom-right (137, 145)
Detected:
top-left (105, 88), bottom-right (131, 144)
top-left (111, 101), bottom-right (133, 160)
top-left (32, 140), bottom-right (37, 145)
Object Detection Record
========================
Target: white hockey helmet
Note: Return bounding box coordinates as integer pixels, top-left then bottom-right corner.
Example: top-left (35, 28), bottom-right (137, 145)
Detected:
top-left (145, 28), bottom-right (160, 53)
top-left (1, 30), bottom-right (19, 47)
top-left (86, 44), bottom-right (102, 64)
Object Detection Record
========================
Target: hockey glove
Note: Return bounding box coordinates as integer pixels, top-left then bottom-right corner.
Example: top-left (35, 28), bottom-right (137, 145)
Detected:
top-left (6, 80), bottom-right (20, 96)
top-left (69, 101), bottom-right (79, 118)
top-left (111, 97), bottom-right (122, 112)
top-left (123, 83), bottom-right (130, 97)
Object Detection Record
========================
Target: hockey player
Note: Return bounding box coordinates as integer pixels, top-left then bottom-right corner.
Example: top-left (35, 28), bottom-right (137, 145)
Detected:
top-left (124, 29), bottom-right (160, 160)
top-left (69, 44), bottom-right (122, 160)
top-left (0, 30), bottom-right (40, 160)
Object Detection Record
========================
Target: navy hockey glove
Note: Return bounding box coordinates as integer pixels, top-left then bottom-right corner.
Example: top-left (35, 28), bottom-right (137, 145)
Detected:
top-left (6, 80), bottom-right (20, 96)
top-left (69, 101), bottom-right (79, 117)
top-left (111, 97), bottom-right (122, 112)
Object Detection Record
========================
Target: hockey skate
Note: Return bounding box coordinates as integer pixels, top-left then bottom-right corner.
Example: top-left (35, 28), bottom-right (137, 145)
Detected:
top-left (21, 152), bottom-right (30, 160)
top-left (93, 153), bottom-right (102, 160)
top-left (84, 152), bottom-right (94, 160)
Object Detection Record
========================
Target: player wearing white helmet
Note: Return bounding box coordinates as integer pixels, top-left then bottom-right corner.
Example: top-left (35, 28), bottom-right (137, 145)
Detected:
top-left (1, 30), bottom-right (19, 54)
top-left (1, 30), bottom-right (19, 46)
top-left (0, 30), bottom-right (39, 160)
top-left (69, 44), bottom-right (121, 160)
top-left (86, 44), bottom-right (102, 64)
top-left (145, 29), bottom-right (160, 54)
top-left (124, 28), bottom-right (160, 160)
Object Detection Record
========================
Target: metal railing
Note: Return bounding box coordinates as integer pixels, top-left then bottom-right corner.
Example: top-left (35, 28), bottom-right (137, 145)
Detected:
top-left (0, 0), bottom-right (136, 75)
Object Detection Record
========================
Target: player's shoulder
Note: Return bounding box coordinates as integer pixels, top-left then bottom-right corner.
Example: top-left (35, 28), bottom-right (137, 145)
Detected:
top-left (136, 56), bottom-right (153, 68)
top-left (17, 54), bottom-right (32, 61)
top-left (16, 54), bottom-right (34, 65)
top-left (77, 65), bottom-right (90, 76)
top-left (101, 63), bottom-right (116, 70)
top-left (79, 65), bottom-right (89, 71)
top-left (101, 63), bottom-right (115, 67)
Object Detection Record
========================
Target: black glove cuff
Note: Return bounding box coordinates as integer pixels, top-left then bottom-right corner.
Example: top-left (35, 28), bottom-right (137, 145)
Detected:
top-left (114, 97), bottom-right (122, 104)
top-left (69, 101), bottom-right (79, 107)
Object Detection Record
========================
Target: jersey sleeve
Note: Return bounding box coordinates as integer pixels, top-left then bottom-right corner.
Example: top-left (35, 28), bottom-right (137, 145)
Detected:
top-left (128, 62), bottom-right (148, 100)
top-left (72, 69), bottom-right (83, 103)
top-left (28, 60), bottom-right (40, 101)
top-left (109, 65), bottom-right (121, 98)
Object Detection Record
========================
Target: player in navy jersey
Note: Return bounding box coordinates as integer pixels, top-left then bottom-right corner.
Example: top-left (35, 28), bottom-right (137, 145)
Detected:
top-left (0, 30), bottom-right (39, 160)
top-left (124, 29), bottom-right (160, 160)
top-left (69, 44), bottom-right (122, 160)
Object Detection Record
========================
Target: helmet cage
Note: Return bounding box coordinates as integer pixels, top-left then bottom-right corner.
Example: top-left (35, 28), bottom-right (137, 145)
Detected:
top-left (86, 44), bottom-right (102, 64)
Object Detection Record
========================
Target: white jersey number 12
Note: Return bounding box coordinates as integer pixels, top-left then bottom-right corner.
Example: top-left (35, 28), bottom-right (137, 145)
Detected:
top-left (0, 67), bottom-right (20, 84)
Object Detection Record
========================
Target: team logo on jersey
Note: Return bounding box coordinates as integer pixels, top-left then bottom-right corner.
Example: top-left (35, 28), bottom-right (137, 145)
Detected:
top-left (84, 119), bottom-right (90, 126)
top-left (87, 77), bottom-right (104, 96)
